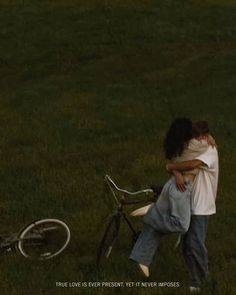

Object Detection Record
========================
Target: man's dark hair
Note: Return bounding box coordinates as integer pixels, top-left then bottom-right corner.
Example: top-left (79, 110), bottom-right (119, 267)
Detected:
top-left (192, 120), bottom-right (209, 137)
top-left (164, 118), bottom-right (192, 160)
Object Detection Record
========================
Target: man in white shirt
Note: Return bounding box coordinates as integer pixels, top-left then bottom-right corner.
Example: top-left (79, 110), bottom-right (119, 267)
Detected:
top-left (167, 145), bottom-right (219, 291)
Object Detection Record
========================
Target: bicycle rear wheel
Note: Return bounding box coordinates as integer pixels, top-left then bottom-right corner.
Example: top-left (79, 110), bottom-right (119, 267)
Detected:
top-left (17, 219), bottom-right (70, 260)
top-left (96, 214), bottom-right (120, 268)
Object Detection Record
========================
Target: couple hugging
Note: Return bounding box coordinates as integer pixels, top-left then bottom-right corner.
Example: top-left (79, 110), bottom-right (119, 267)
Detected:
top-left (130, 118), bottom-right (219, 292)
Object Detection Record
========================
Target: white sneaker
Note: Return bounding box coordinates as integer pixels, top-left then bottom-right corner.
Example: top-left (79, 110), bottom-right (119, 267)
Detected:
top-left (189, 286), bottom-right (201, 293)
top-left (130, 204), bottom-right (153, 216)
top-left (138, 264), bottom-right (150, 277)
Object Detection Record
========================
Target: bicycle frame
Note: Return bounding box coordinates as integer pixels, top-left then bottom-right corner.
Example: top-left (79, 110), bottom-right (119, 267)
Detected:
top-left (0, 234), bottom-right (19, 254)
top-left (97, 175), bottom-right (161, 268)
top-left (105, 175), bottom-right (155, 236)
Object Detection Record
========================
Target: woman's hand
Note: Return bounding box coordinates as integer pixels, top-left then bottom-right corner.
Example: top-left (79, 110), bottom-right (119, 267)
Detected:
top-left (166, 163), bottom-right (174, 172)
top-left (198, 134), bottom-right (217, 148)
top-left (172, 170), bottom-right (186, 192)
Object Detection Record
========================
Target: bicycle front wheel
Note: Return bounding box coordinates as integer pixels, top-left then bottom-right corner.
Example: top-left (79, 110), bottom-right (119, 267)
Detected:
top-left (17, 219), bottom-right (71, 260)
top-left (96, 214), bottom-right (120, 268)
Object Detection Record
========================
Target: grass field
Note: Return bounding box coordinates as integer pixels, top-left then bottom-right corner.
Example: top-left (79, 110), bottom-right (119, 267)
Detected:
top-left (0, 0), bottom-right (236, 294)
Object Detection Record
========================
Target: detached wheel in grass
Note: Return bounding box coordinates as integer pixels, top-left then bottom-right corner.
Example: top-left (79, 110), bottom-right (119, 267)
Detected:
top-left (17, 219), bottom-right (71, 260)
top-left (96, 215), bottom-right (120, 268)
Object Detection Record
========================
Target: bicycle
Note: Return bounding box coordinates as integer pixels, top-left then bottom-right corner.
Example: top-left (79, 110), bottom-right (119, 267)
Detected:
top-left (0, 218), bottom-right (71, 260)
top-left (96, 175), bottom-right (163, 268)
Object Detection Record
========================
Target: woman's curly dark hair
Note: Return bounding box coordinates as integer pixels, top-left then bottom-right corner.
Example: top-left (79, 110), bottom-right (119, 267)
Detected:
top-left (164, 118), bottom-right (193, 160)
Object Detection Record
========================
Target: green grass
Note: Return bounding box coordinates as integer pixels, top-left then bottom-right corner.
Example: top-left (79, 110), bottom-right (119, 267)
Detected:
top-left (0, 0), bottom-right (236, 294)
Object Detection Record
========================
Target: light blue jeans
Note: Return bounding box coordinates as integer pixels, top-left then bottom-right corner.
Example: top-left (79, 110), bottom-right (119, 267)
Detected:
top-left (182, 215), bottom-right (209, 288)
top-left (130, 177), bottom-right (192, 266)
top-left (144, 177), bottom-right (192, 233)
top-left (129, 216), bottom-right (210, 289)
top-left (130, 224), bottom-right (164, 266)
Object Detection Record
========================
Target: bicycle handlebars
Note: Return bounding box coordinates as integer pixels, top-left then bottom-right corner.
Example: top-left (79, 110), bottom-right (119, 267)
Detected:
top-left (105, 175), bottom-right (153, 195)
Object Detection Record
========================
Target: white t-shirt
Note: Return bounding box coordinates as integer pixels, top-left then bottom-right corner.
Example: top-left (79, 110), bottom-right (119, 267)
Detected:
top-left (191, 146), bottom-right (219, 215)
